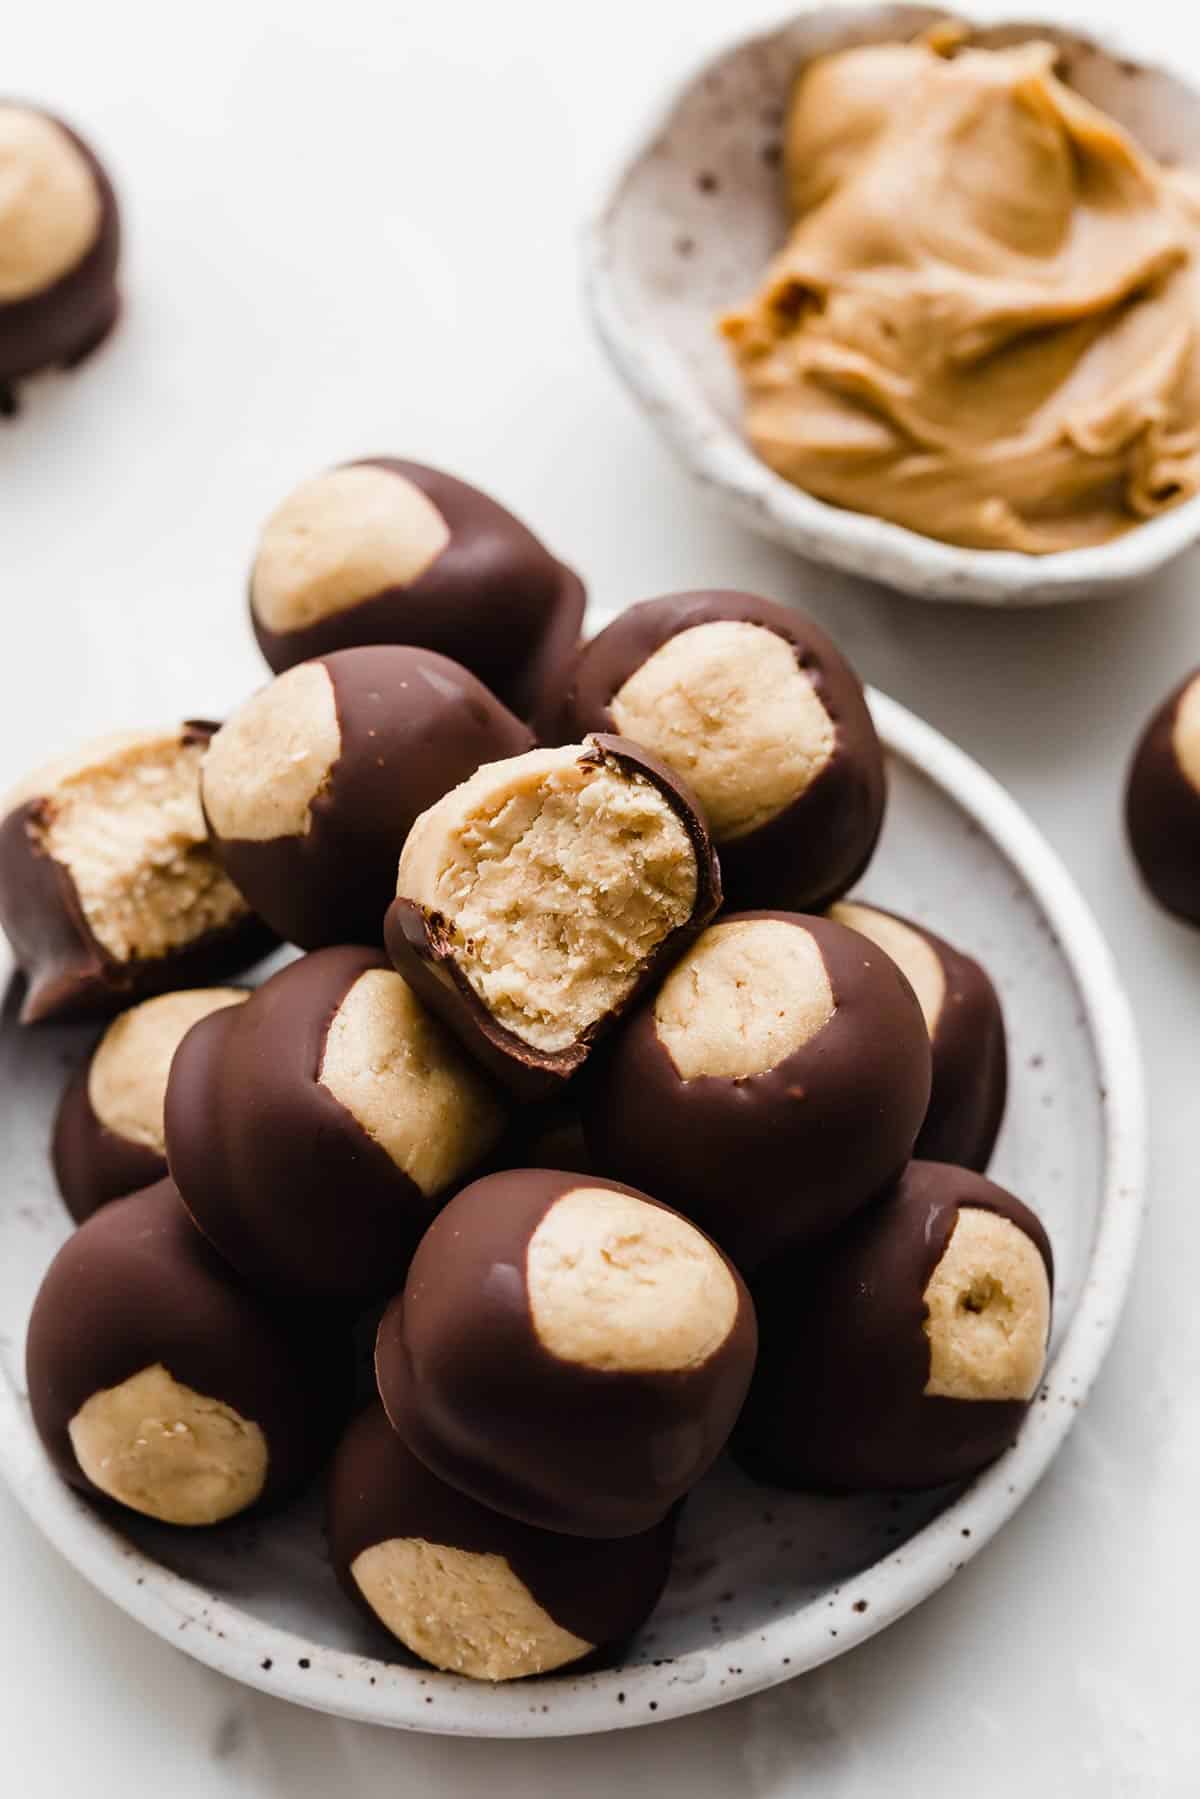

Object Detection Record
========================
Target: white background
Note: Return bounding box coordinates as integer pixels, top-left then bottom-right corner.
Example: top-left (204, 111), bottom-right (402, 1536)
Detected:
top-left (4, 0), bottom-right (1199, 1791)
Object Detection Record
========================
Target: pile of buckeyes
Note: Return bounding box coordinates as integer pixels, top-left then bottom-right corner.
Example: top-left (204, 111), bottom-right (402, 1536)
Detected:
top-left (4, 458), bottom-right (1053, 1684)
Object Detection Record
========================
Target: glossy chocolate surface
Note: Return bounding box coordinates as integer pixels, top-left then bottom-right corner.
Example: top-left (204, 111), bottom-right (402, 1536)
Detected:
top-left (329, 1402), bottom-right (676, 1661)
top-left (1126, 669), bottom-right (1200, 926)
top-left (491, 1095), bottom-right (597, 1177)
top-left (52, 1060), bottom-right (166, 1224)
top-left (26, 1180), bottom-right (348, 1514)
top-left (0, 724), bottom-right (273, 1027)
top-left (847, 903), bottom-right (1007, 1172)
top-left (385, 735), bottom-right (723, 1100)
top-left (251, 459), bottom-right (586, 726)
top-left (736, 1161), bottom-right (1054, 1493)
top-left (207, 647), bottom-right (533, 951)
top-left (0, 109), bottom-right (120, 411)
top-left (375, 1169), bottom-right (756, 1538)
top-left (556, 591), bottom-right (885, 910)
top-left (581, 912), bottom-right (932, 1273)
top-left (165, 947), bottom-right (469, 1302)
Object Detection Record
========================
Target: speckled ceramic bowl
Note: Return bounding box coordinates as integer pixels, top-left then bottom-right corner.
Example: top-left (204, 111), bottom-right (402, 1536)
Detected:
top-left (0, 679), bottom-right (1145, 1736)
top-left (585, 3), bottom-right (1200, 604)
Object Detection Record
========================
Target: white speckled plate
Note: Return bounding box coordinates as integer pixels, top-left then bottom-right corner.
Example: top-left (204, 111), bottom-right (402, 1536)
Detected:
top-left (585, 2), bottom-right (1200, 604)
top-left (0, 688), bottom-right (1144, 1736)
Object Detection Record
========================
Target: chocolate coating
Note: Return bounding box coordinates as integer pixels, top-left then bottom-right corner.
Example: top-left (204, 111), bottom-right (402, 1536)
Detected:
top-left (839, 902), bottom-right (1007, 1172)
top-left (205, 647), bottom-right (533, 950)
top-left (250, 459), bottom-right (586, 726)
top-left (52, 1061), bottom-right (166, 1225)
top-left (384, 735), bottom-right (723, 1100)
top-left (0, 723), bottom-right (273, 1027)
top-left (916, 938), bottom-right (1006, 1171)
top-left (375, 1169), bottom-right (756, 1538)
top-left (1126, 668), bottom-right (1200, 925)
top-left (735, 1162), bottom-right (1054, 1493)
top-left (26, 1180), bottom-right (348, 1515)
top-left (52, 989), bottom-right (251, 1224)
top-left (581, 912), bottom-right (932, 1272)
top-left (166, 947), bottom-right (497, 1302)
top-left (556, 591), bottom-right (885, 910)
top-left (490, 1095), bottom-right (597, 1178)
top-left (0, 107), bottom-right (120, 412)
top-left (328, 1402), bottom-right (676, 1668)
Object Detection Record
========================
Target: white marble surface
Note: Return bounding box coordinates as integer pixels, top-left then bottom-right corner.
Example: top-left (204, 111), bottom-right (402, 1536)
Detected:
top-left (2, 0), bottom-right (1198, 1790)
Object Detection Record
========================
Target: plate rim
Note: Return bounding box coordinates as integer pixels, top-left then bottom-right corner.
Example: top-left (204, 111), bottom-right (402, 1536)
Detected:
top-left (0, 688), bottom-right (1147, 1737)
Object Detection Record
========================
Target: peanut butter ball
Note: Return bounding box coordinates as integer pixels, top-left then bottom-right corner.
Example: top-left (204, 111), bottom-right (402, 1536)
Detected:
top-left (375, 1169), bottom-right (756, 1538)
top-left (165, 946), bottom-right (508, 1302)
top-left (0, 725), bottom-right (273, 1024)
top-left (53, 986), bottom-right (249, 1223)
top-left (0, 103), bottom-right (120, 412)
top-left (385, 736), bottom-right (722, 1097)
top-left (556, 592), bottom-right (885, 910)
top-left (201, 646), bottom-right (532, 950)
top-left (329, 1403), bottom-right (676, 1680)
top-left (830, 901), bottom-right (1007, 1171)
top-left (581, 912), bottom-right (932, 1272)
top-left (1126, 667), bottom-right (1200, 925)
top-left (736, 1162), bottom-right (1054, 1493)
top-left (248, 459), bottom-right (585, 728)
top-left (26, 1181), bottom-right (349, 1526)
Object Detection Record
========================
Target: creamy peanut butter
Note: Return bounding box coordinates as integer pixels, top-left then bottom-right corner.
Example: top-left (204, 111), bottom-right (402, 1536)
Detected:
top-left (721, 35), bottom-right (1200, 552)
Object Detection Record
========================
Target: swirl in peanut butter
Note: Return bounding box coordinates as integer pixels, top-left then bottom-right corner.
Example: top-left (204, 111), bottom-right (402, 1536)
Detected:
top-left (721, 37), bottom-right (1200, 553)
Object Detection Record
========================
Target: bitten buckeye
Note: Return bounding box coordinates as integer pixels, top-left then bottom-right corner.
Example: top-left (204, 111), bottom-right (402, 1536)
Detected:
top-left (375, 1170), bottom-right (756, 1537)
top-left (582, 913), bottom-right (931, 1271)
top-left (0, 103), bottom-right (120, 411)
top-left (0, 725), bottom-right (271, 1024)
top-left (201, 646), bottom-right (532, 950)
top-left (248, 458), bottom-right (585, 729)
top-left (165, 947), bottom-right (508, 1302)
top-left (736, 1162), bottom-right (1053, 1492)
top-left (555, 592), bottom-right (885, 910)
top-left (385, 738), bottom-right (721, 1096)
top-left (26, 1181), bottom-right (348, 1526)
top-left (329, 1404), bottom-right (675, 1681)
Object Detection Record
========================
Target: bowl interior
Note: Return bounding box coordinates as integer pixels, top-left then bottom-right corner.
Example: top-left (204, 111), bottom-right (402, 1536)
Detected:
top-left (0, 693), bottom-right (1123, 1735)
top-left (590, 3), bottom-right (1200, 601)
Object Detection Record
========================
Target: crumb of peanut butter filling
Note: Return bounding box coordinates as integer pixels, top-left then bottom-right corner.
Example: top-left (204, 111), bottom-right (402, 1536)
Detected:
top-left (721, 35), bottom-right (1200, 552)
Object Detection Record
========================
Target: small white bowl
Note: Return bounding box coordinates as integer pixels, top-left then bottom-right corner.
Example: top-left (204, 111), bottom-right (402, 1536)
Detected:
top-left (585, 3), bottom-right (1200, 605)
top-left (0, 686), bottom-right (1145, 1736)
